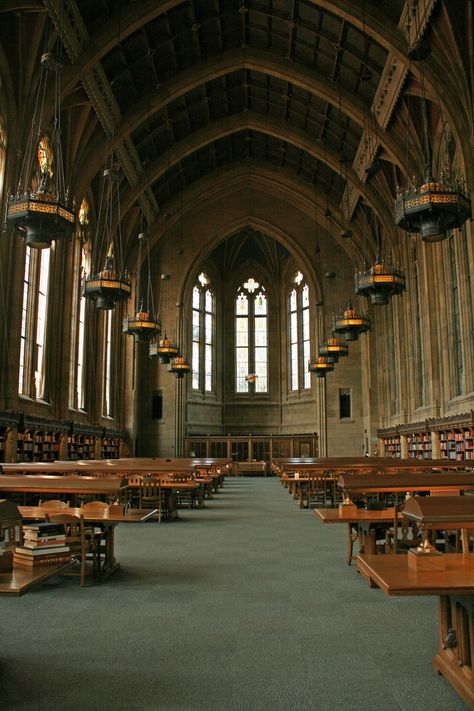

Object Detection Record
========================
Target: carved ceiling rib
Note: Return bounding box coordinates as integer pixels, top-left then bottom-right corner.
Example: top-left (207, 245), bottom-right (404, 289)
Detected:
top-left (341, 0), bottom-right (437, 220)
top-left (45, 0), bottom-right (159, 225)
top-left (74, 47), bottom-right (406, 197)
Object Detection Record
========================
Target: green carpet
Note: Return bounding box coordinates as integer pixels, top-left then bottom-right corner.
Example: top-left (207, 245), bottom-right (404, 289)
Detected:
top-left (0, 478), bottom-right (468, 710)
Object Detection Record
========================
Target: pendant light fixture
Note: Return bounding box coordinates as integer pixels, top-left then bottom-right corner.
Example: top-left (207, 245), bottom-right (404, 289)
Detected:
top-left (308, 355), bottom-right (334, 379)
top-left (394, 17), bottom-right (471, 241)
top-left (149, 264), bottom-right (179, 363)
top-left (123, 232), bottom-right (161, 343)
top-left (6, 51), bottom-right (75, 248)
top-left (318, 336), bottom-right (349, 362)
top-left (83, 164), bottom-right (131, 309)
top-left (354, 212), bottom-right (406, 306)
top-left (167, 355), bottom-right (192, 378)
top-left (333, 302), bottom-right (371, 341)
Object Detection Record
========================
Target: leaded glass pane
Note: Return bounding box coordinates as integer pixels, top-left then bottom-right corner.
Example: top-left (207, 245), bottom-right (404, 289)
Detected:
top-left (205, 313), bottom-right (212, 344)
top-left (302, 307), bottom-right (309, 336)
top-left (291, 343), bottom-right (298, 390)
top-left (236, 347), bottom-right (249, 392)
top-left (254, 316), bottom-right (267, 347)
top-left (192, 286), bottom-right (200, 309)
top-left (254, 292), bottom-right (267, 315)
top-left (205, 344), bottom-right (212, 391)
top-left (236, 317), bottom-right (248, 347)
top-left (236, 293), bottom-right (248, 315)
top-left (302, 284), bottom-right (309, 307)
top-left (192, 310), bottom-right (200, 340)
top-left (290, 288), bottom-right (297, 312)
top-left (205, 289), bottom-right (213, 313)
top-left (303, 340), bottom-right (311, 388)
top-left (192, 341), bottom-right (200, 390)
top-left (290, 311), bottom-right (298, 343)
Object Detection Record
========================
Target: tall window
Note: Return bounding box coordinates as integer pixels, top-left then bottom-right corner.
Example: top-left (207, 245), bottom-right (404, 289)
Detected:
top-left (18, 246), bottom-right (51, 399)
top-left (235, 277), bottom-right (267, 393)
top-left (289, 271), bottom-right (310, 391)
top-left (413, 251), bottom-right (424, 408)
top-left (69, 242), bottom-right (87, 410)
top-left (449, 235), bottom-right (463, 396)
top-left (103, 310), bottom-right (113, 417)
top-left (191, 272), bottom-right (214, 392)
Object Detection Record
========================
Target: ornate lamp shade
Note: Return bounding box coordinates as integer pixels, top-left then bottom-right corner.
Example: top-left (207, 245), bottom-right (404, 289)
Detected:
top-left (394, 177), bottom-right (471, 242)
top-left (6, 194), bottom-right (75, 249)
top-left (167, 355), bottom-right (191, 378)
top-left (122, 310), bottom-right (161, 343)
top-left (149, 334), bottom-right (179, 364)
top-left (245, 373), bottom-right (258, 383)
top-left (83, 256), bottom-right (131, 310)
top-left (333, 302), bottom-right (371, 341)
top-left (308, 356), bottom-right (334, 378)
top-left (354, 257), bottom-right (406, 305)
top-left (318, 337), bottom-right (349, 363)
top-left (6, 54), bottom-right (75, 248)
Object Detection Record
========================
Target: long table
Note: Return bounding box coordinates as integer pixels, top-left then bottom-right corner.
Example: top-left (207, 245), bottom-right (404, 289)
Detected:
top-left (357, 553), bottom-right (474, 709)
top-left (337, 471), bottom-right (474, 496)
top-left (0, 505), bottom-right (158, 595)
top-left (0, 475), bottom-right (128, 499)
top-left (315, 507), bottom-right (401, 565)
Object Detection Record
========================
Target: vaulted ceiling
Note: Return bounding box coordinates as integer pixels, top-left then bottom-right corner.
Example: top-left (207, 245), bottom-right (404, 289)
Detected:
top-left (0, 0), bottom-right (471, 266)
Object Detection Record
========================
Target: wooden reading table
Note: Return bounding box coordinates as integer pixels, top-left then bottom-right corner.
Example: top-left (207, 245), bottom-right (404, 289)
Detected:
top-left (357, 553), bottom-right (474, 710)
top-left (315, 507), bottom-right (402, 565)
top-left (18, 505), bottom-right (158, 583)
top-left (0, 475), bottom-right (128, 502)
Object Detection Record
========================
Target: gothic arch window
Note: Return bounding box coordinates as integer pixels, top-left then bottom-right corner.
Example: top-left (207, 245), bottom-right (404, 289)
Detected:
top-left (103, 310), bottom-right (113, 417)
top-left (192, 272), bottom-right (214, 392)
top-left (289, 271), bottom-right (311, 391)
top-left (69, 239), bottom-right (88, 410)
top-left (235, 277), bottom-right (268, 393)
top-left (18, 246), bottom-right (51, 399)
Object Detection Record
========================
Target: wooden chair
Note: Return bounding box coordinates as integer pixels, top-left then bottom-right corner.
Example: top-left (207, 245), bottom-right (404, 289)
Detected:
top-left (138, 476), bottom-right (167, 522)
top-left (304, 476), bottom-right (327, 509)
top-left (45, 513), bottom-right (99, 586)
top-left (164, 473), bottom-right (196, 509)
top-left (38, 499), bottom-right (69, 510)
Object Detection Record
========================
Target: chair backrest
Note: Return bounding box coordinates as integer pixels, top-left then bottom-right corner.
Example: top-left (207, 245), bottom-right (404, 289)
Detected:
top-left (139, 476), bottom-right (162, 508)
top-left (45, 512), bottom-right (85, 545)
top-left (38, 499), bottom-right (69, 510)
top-left (81, 501), bottom-right (109, 512)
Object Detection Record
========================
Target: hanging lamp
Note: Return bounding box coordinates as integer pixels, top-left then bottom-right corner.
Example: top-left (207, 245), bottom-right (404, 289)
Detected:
top-left (149, 334), bottom-right (179, 363)
top-left (333, 302), bottom-right (371, 341)
top-left (318, 336), bottom-right (349, 362)
top-left (6, 52), bottom-right (75, 248)
top-left (308, 356), bottom-right (334, 378)
top-left (394, 40), bottom-right (471, 241)
top-left (355, 255), bottom-right (406, 306)
top-left (83, 165), bottom-right (131, 309)
top-left (123, 232), bottom-right (161, 343)
top-left (167, 355), bottom-right (191, 379)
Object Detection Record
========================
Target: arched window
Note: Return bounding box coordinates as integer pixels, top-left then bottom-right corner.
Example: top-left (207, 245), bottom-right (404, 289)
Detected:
top-left (103, 310), bottom-right (113, 418)
top-left (235, 278), bottom-right (268, 393)
top-left (192, 273), bottom-right (215, 392)
top-left (18, 246), bottom-right (51, 399)
top-left (69, 239), bottom-right (88, 410)
top-left (289, 271), bottom-right (310, 391)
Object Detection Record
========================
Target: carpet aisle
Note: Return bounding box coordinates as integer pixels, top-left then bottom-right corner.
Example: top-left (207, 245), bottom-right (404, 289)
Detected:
top-left (0, 477), bottom-right (468, 710)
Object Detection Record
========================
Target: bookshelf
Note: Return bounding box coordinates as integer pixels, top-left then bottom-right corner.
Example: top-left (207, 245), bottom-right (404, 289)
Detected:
top-left (17, 428), bottom-right (61, 462)
top-left (0, 427), bottom-right (8, 463)
top-left (439, 427), bottom-right (474, 461)
top-left (67, 433), bottom-right (96, 460)
top-left (100, 435), bottom-right (121, 459)
top-left (407, 431), bottom-right (432, 459)
top-left (382, 435), bottom-right (401, 458)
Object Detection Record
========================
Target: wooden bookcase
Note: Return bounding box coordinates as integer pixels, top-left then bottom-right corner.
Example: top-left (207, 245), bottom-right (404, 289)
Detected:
top-left (17, 428), bottom-right (62, 462)
top-left (407, 431), bottom-right (432, 459)
top-left (100, 436), bottom-right (121, 459)
top-left (381, 435), bottom-right (401, 458)
top-left (439, 427), bottom-right (474, 461)
top-left (67, 433), bottom-right (97, 460)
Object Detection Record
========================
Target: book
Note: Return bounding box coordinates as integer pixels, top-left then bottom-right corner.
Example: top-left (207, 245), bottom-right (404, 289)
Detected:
top-left (24, 534), bottom-right (66, 543)
top-left (15, 546), bottom-right (70, 557)
top-left (13, 555), bottom-right (71, 568)
top-left (23, 539), bottom-right (67, 549)
top-left (23, 524), bottom-right (65, 537)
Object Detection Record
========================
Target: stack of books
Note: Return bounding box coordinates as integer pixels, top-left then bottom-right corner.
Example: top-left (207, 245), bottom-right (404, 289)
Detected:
top-left (13, 522), bottom-right (71, 568)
